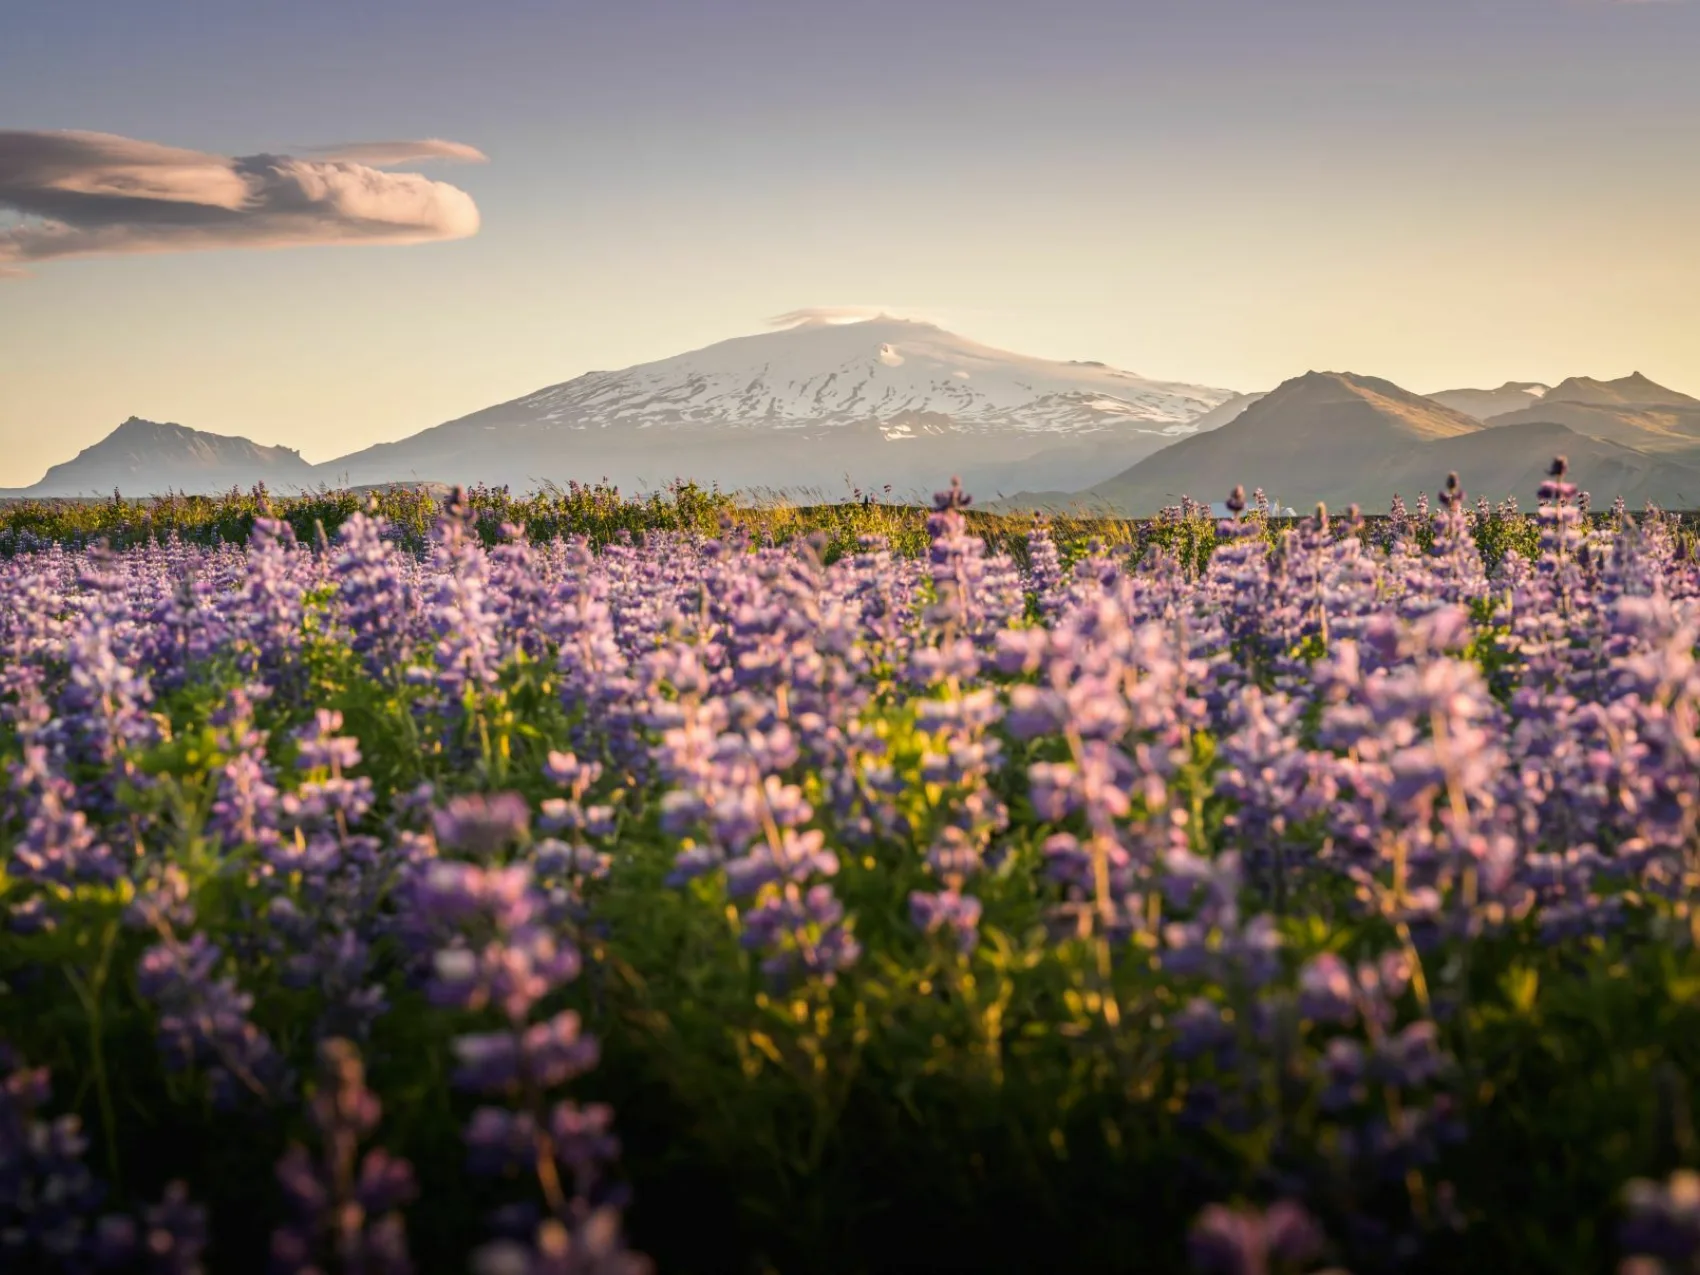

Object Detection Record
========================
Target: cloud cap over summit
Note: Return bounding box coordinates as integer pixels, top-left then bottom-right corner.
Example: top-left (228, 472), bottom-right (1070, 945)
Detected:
top-left (0, 129), bottom-right (484, 274)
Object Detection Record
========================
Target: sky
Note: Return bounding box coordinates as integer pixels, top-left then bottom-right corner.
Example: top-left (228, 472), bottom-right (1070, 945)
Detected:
top-left (2, 0), bottom-right (1698, 486)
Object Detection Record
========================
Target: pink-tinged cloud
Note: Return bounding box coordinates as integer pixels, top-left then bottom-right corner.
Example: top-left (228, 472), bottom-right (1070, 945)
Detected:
top-left (0, 129), bottom-right (482, 275)
top-left (299, 138), bottom-right (489, 167)
top-left (768, 306), bottom-right (929, 328)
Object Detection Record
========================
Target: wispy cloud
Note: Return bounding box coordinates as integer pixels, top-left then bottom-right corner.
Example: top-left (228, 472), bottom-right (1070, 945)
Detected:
top-left (767, 305), bottom-right (943, 328)
top-left (297, 138), bottom-right (488, 167)
top-left (0, 130), bottom-right (484, 276)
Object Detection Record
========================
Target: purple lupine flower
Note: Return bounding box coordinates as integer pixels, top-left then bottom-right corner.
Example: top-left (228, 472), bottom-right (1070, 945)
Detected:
top-left (1620, 1170), bottom-right (1700, 1272)
top-left (1188, 1200), bottom-right (1329, 1275)
top-left (411, 822), bottom-right (647, 1275)
top-left (134, 1181), bottom-right (211, 1275)
top-left (435, 792), bottom-right (534, 857)
top-left (424, 488), bottom-right (506, 715)
top-left (908, 887), bottom-right (983, 953)
top-left (470, 1212), bottom-right (653, 1275)
top-left (0, 1043), bottom-right (149, 1270)
top-left (333, 510), bottom-right (418, 678)
top-left (135, 934), bottom-right (292, 1107)
top-left (740, 882), bottom-right (863, 987)
top-left (271, 1038), bottom-right (416, 1275)
top-left (6, 745), bottom-right (123, 891)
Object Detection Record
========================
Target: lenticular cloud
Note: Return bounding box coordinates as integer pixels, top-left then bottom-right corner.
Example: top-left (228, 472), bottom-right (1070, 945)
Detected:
top-left (0, 129), bottom-right (485, 274)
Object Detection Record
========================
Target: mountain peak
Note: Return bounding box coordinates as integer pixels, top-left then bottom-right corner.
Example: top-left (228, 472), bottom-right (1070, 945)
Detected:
top-left (25, 416), bottom-right (312, 496)
top-left (1545, 373), bottom-right (1698, 408)
top-left (1265, 371), bottom-right (1477, 432)
top-left (1481, 371), bottom-right (1700, 452)
top-left (1283, 370), bottom-right (1405, 392)
top-left (110, 416), bottom-right (192, 439)
top-left (1071, 369), bottom-right (1484, 516)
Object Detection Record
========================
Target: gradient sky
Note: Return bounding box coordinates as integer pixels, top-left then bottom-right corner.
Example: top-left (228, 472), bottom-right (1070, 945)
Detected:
top-left (2, 0), bottom-right (1697, 486)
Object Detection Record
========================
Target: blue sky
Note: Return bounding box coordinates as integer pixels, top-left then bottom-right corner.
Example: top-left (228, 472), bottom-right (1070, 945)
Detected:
top-left (2, 0), bottom-right (1697, 484)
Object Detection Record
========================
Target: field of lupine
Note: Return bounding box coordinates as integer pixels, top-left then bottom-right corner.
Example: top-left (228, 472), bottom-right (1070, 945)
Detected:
top-left (4, 468), bottom-right (1700, 1274)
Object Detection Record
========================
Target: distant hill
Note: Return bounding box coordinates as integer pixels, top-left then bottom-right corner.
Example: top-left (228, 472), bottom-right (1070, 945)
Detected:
top-left (1428, 381), bottom-right (1550, 421)
top-left (993, 372), bottom-right (1700, 516)
top-left (23, 418), bottom-right (315, 497)
top-left (1359, 420), bottom-right (1700, 512)
top-left (995, 420), bottom-right (1700, 517)
top-left (1533, 373), bottom-right (1698, 411)
top-left (1482, 373), bottom-right (1700, 455)
top-left (1062, 371), bottom-right (1479, 515)
top-left (1184, 391), bottom-right (1267, 433)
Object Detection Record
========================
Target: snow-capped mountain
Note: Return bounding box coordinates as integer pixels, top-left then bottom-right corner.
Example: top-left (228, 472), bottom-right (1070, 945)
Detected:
top-left (499, 316), bottom-right (1232, 436)
top-left (317, 316), bottom-right (1239, 495)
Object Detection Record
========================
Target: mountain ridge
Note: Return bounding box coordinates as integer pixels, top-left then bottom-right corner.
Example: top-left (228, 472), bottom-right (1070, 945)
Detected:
top-left (1428, 381), bottom-right (1550, 421)
top-left (1482, 371), bottom-right (1700, 455)
top-left (1536, 372), bottom-right (1700, 410)
top-left (1057, 371), bottom-right (1478, 514)
top-left (994, 370), bottom-right (1700, 516)
top-left (16, 337), bottom-right (1700, 507)
top-left (22, 416), bottom-right (315, 497)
